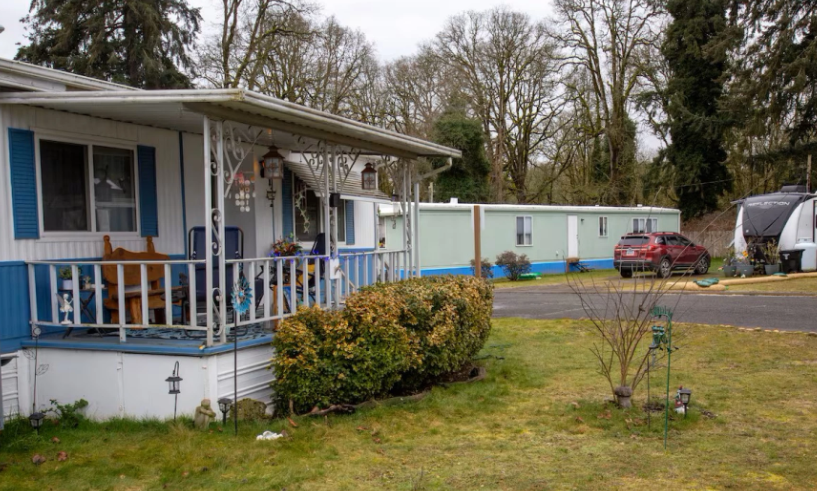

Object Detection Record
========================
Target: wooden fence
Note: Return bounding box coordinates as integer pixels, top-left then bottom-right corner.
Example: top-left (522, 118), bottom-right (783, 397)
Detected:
top-left (683, 230), bottom-right (733, 258)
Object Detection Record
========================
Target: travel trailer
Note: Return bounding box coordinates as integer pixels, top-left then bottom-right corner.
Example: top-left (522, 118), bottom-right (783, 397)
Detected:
top-left (733, 185), bottom-right (817, 271)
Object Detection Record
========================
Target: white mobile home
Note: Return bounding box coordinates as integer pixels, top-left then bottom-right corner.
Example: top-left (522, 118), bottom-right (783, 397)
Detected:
top-left (381, 201), bottom-right (681, 277)
top-left (0, 58), bottom-right (458, 424)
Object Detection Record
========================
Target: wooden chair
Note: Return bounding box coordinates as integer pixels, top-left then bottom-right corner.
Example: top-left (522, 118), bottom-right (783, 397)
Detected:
top-left (102, 235), bottom-right (173, 325)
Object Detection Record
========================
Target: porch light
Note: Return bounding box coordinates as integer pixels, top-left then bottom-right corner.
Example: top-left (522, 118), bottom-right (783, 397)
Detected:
top-left (678, 386), bottom-right (692, 417)
top-left (262, 147), bottom-right (284, 180)
top-left (361, 162), bottom-right (378, 190)
top-left (29, 411), bottom-right (45, 435)
top-left (218, 397), bottom-right (232, 426)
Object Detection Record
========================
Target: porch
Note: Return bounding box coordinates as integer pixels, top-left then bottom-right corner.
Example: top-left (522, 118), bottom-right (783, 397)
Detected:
top-left (2, 88), bottom-right (459, 350)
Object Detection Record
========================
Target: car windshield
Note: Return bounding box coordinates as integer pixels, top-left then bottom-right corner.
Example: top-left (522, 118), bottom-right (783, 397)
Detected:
top-left (619, 236), bottom-right (649, 246)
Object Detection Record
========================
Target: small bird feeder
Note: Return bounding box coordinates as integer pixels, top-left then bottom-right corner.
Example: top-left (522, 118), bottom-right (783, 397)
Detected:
top-left (29, 411), bottom-right (45, 435)
top-left (218, 397), bottom-right (233, 427)
top-left (361, 162), bottom-right (378, 190)
top-left (261, 147), bottom-right (285, 180)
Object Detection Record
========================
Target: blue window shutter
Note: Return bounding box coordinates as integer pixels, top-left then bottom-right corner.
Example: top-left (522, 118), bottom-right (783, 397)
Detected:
top-left (282, 169), bottom-right (293, 237)
top-left (345, 200), bottom-right (355, 245)
top-left (137, 145), bottom-right (159, 237)
top-left (8, 128), bottom-right (39, 239)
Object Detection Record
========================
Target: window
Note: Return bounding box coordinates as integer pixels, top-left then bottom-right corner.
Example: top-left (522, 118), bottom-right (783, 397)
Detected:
top-left (516, 216), bottom-right (532, 246)
top-left (294, 178), bottom-right (347, 242)
top-left (632, 217), bottom-right (658, 234)
top-left (39, 140), bottom-right (137, 233)
top-left (599, 216), bottom-right (608, 237)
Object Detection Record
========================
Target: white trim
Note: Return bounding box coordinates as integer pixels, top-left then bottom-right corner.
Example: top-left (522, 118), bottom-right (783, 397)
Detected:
top-left (515, 215), bottom-right (533, 247)
top-left (34, 131), bottom-right (141, 237)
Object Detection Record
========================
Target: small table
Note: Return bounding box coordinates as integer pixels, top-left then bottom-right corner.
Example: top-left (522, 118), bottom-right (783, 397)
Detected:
top-left (58, 286), bottom-right (105, 338)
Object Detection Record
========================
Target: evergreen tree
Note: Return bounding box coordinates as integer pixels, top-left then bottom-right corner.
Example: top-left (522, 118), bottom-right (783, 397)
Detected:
top-left (17, 0), bottom-right (201, 89)
top-left (662, 0), bottom-right (732, 220)
top-left (430, 109), bottom-right (491, 203)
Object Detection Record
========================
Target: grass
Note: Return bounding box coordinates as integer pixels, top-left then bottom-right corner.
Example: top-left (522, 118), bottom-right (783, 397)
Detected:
top-left (2, 318), bottom-right (817, 490)
top-left (728, 276), bottom-right (817, 293)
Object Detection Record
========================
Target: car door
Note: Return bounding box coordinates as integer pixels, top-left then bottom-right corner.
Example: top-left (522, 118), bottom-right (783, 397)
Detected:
top-left (677, 234), bottom-right (704, 265)
top-left (663, 235), bottom-right (683, 265)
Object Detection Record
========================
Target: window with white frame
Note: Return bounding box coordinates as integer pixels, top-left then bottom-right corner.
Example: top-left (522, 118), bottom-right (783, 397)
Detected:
top-left (632, 217), bottom-right (658, 234)
top-left (516, 216), bottom-right (532, 246)
top-left (599, 216), bottom-right (608, 237)
top-left (39, 140), bottom-right (137, 233)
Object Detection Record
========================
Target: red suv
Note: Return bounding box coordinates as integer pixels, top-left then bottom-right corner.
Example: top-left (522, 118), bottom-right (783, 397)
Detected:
top-left (614, 232), bottom-right (710, 278)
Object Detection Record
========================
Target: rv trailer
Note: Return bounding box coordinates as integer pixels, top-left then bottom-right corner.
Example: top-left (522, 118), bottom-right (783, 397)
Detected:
top-left (734, 185), bottom-right (817, 271)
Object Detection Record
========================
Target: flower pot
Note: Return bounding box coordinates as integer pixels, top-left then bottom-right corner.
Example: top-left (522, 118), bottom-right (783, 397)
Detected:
top-left (61, 279), bottom-right (73, 290)
top-left (736, 264), bottom-right (754, 277)
top-left (764, 264), bottom-right (780, 275)
top-left (722, 265), bottom-right (736, 277)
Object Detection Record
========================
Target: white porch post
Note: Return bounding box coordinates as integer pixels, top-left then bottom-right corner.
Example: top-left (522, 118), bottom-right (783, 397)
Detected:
top-left (331, 146), bottom-right (341, 308)
top-left (323, 144), bottom-right (332, 308)
top-left (203, 117), bottom-right (214, 347)
top-left (215, 121), bottom-right (228, 343)
top-left (414, 181), bottom-right (421, 278)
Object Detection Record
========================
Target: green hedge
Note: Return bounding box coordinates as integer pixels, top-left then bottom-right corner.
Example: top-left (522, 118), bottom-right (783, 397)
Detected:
top-left (271, 276), bottom-right (493, 413)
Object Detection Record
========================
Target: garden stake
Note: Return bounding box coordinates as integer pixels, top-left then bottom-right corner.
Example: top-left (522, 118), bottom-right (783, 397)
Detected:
top-left (231, 273), bottom-right (253, 437)
top-left (650, 306), bottom-right (674, 450)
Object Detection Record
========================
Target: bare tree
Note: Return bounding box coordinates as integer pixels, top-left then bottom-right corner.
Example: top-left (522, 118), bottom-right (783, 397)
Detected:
top-left (551, 0), bottom-right (663, 204)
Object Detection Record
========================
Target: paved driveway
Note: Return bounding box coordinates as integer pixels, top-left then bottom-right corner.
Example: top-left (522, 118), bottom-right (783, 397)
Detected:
top-left (493, 287), bottom-right (817, 332)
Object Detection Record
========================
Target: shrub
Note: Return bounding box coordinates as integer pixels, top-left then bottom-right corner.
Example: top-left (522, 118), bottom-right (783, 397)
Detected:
top-left (495, 251), bottom-right (532, 281)
top-left (271, 276), bottom-right (493, 413)
top-left (470, 258), bottom-right (494, 278)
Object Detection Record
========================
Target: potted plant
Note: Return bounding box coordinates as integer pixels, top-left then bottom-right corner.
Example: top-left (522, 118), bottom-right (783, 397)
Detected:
top-left (735, 250), bottom-right (754, 277)
top-left (269, 233), bottom-right (303, 257)
top-left (59, 266), bottom-right (78, 290)
top-left (722, 246), bottom-right (737, 277)
top-left (763, 240), bottom-right (781, 275)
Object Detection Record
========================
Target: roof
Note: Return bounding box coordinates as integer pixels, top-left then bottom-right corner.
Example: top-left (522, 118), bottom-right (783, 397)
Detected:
top-left (0, 88), bottom-right (462, 159)
top-left (379, 202), bottom-right (679, 217)
top-left (0, 58), bottom-right (137, 92)
top-left (286, 159), bottom-right (389, 202)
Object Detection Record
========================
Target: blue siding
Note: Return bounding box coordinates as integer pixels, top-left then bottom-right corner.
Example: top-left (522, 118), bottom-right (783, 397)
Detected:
top-left (137, 145), bottom-right (159, 237)
top-left (420, 258), bottom-right (616, 278)
top-left (8, 128), bottom-right (39, 239)
top-left (282, 169), bottom-right (293, 237)
top-left (0, 262), bottom-right (32, 353)
top-left (345, 200), bottom-right (355, 245)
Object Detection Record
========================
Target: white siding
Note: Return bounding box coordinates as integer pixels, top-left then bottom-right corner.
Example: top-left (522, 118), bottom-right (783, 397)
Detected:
top-left (0, 106), bottom-right (185, 261)
top-left (1, 356), bottom-right (20, 420)
top-left (216, 345), bottom-right (274, 407)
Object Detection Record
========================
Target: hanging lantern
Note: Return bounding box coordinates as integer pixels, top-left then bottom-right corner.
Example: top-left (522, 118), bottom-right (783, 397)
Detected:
top-left (361, 162), bottom-right (378, 190)
top-left (166, 361), bottom-right (182, 395)
top-left (262, 147), bottom-right (284, 180)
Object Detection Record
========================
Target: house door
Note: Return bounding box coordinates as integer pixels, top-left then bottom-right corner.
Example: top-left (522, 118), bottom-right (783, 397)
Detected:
top-left (567, 215), bottom-right (579, 257)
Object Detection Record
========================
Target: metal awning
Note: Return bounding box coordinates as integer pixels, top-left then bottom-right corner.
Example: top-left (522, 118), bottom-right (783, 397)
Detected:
top-left (286, 160), bottom-right (389, 202)
top-left (0, 88), bottom-right (462, 159)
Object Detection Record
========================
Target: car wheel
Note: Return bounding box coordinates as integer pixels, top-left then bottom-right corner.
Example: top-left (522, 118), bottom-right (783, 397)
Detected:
top-left (695, 256), bottom-right (710, 275)
top-left (620, 268), bottom-right (633, 279)
top-left (658, 258), bottom-right (672, 279)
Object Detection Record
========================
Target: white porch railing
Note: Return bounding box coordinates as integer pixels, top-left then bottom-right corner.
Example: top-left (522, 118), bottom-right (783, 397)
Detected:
top-left (26, 249), bottom-right (408, 346)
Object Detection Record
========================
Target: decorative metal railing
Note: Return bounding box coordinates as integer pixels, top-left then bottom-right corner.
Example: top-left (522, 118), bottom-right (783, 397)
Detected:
top-left (26, 249), bottom-right (408, 346)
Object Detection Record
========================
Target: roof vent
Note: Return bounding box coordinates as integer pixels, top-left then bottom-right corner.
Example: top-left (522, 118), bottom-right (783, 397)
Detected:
top-left (450, 197), bottom-right (459, 204)
top-left (780, 184), bottom-right (808, 193)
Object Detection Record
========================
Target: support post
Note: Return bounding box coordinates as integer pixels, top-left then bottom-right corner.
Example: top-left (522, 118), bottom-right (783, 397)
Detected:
top-left (203, 116), bottom-right (214, 347)
top-left (414, 181), bottom-right (421, 278)
top-left (215, 121), bottom-right (227, 343)
top-left (808, 154), bottom-right (812, 192)
top-left (474, 205), bottom-right (482, 279)
top-left (323, 144), bottom-right (331, 308)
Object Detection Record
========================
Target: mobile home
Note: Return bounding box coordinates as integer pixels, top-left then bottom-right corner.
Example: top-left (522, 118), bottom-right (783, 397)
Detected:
top-left (381, 201), bottom-right (681, 277)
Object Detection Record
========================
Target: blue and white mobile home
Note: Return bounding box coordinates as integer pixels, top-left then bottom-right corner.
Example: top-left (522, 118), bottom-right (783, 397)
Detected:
top-left (0, 58), bottom-right (458, 423)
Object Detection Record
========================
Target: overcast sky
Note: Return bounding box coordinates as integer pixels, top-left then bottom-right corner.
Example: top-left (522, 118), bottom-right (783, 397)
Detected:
top-left (0, 0), bottom-right (554, 61)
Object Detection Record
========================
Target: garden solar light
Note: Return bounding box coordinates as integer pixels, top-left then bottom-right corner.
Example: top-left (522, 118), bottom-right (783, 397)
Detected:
top-left (678, 387), bottom-right (692, 418)
top-left (29, 411), bottom-right (45, 435)
top-left (166, 361), bottom-right (182, 395)
top-left (218, 397), bottom-right (233, 426)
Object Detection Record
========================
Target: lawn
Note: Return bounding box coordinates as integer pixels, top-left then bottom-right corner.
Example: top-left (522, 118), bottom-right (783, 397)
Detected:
top-left (2, 318), bottom-right (816, 490)
top-left (728, 276), bottom-right (817, 293)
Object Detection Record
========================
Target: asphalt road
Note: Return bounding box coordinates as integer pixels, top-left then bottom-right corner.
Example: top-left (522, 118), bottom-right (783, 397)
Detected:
top-left (493, 288), bottom-right (817, 331)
